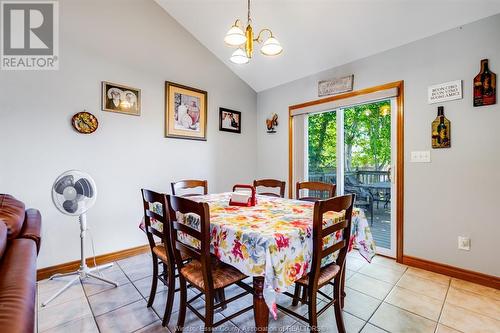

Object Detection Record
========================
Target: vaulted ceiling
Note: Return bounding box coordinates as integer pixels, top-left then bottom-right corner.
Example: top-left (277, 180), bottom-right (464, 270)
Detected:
top-left (156, 0), bottom-right (500, 92)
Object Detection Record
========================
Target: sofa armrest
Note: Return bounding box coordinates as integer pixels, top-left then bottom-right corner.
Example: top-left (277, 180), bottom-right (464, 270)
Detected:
top-left (19, 209), bottom-right (41, 254)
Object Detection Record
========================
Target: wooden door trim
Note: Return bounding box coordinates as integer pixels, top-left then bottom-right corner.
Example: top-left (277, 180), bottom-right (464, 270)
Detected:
top-left (288, 81), bottom-right (405, 262)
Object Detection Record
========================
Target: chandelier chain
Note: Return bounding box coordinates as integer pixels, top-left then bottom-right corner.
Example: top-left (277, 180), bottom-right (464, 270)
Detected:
top-left (247, 0), bottom-right (251, 24)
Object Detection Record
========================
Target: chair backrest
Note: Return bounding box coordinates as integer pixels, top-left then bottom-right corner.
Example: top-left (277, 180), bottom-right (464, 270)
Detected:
top-left (167, 195), bottom-right (213, 289)
top-left (141, 189), bottom-right (173, 262)
top-left (171, 180), bottom-right (208, 197)
top-left (310, 194), bottom-right (355, 285)
top-left (296, 181), bottom-right (336, 201)
top-left (253, 179), bottom-right (286, 198)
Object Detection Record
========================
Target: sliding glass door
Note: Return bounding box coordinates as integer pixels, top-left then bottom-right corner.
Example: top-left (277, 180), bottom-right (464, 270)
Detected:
top-left (307, 99), bottom-right (396, 256)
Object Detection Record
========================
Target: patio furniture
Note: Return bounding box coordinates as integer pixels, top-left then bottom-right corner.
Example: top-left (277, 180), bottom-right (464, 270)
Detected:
top-left (345, 175), bottom-right (374, 225)
top-left (366, 181), bottom-right (391, 209)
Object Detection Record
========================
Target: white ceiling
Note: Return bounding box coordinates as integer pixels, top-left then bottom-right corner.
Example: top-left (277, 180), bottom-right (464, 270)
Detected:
top-left (156, 0), bottom-right (500, 92)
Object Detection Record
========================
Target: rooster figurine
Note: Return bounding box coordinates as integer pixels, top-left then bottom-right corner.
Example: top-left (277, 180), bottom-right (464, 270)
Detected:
top-left (266, 113), bottom-right (279, 133)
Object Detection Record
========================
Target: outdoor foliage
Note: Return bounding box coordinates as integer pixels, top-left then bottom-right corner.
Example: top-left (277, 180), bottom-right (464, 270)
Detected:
top-left (308, 100), bottom-right (391, 173)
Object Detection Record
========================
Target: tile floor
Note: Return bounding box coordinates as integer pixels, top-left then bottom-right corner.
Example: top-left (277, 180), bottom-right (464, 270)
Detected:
top-left (37, 252), bottom-right (500, 333)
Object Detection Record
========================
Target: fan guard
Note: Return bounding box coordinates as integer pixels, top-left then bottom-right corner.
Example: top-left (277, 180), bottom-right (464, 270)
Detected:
top-left (52, 170), bottom-right (97, 216)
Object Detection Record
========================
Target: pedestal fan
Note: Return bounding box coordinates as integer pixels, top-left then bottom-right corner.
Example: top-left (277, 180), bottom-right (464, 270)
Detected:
top-left (42, 170), bottom-right (117, 307)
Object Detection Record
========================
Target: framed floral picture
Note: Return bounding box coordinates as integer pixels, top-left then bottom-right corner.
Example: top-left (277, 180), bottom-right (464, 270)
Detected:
top-left (219, 108), bottom-right (241, 134)
top-left (165, 81), bottom-right (207, 141)
top-left (102, 81), bottom-right (141, 116)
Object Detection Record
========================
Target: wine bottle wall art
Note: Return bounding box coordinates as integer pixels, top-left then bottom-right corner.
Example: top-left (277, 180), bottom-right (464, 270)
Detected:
top-left (474, 59), bottom-right (496, 107)
top-left (432, 106), bottom-right (451, 149)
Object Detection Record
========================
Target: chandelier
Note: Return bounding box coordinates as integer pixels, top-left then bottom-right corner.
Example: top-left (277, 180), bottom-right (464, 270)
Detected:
top-left (224, 0), bottom-right (283, 64)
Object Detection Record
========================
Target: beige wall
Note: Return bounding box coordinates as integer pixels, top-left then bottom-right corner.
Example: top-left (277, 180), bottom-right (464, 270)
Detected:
top-left (0, 0), bottom-right (257, 269)
top-left (257, 14), bottom-right (500, 277)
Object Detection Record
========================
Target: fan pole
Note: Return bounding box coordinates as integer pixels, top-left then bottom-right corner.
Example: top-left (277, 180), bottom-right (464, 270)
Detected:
top-left (79, 213), bottom-right (87, 272)
top-left (41, 213), bottom-right (118, 307)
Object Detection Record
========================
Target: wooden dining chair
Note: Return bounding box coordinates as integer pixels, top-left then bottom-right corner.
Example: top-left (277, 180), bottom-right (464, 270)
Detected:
top-left (171, 180), bottom-right (208, 197)
top-left (277, 194), bottom-right (355, 332)
top-left (253, 179), bottom-right (286, 198)
top-left (167, 195), bottom-right (253, 333)
top-left (141, 189), bottom-right (184, 327)
top-left (296, 181), bottom-right (336, 201)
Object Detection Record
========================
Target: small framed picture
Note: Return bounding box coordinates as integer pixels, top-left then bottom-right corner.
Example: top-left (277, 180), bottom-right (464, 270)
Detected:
top-left (165, 81), bottom-right (207, 141)
top-left (102, 81), bottom-right (141, 116)
top-left (219, 108), bottom-right (241, 134)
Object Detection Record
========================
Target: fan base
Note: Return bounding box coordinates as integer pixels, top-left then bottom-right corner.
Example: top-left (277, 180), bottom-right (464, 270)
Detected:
top-left (41, 263), bottom-right (117, 307)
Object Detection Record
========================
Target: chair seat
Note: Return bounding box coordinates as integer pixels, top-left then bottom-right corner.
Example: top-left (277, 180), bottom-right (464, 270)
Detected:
top-left (296, 264), bottom-right (340, 287)
top-left (180, 259), bottom-right (247, 290)
top-left (152, 244), bottom-right (189, 263)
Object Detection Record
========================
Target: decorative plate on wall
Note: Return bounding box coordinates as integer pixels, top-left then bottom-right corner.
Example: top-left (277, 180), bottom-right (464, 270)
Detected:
top-left (72, 111), bottom-right (99, 134)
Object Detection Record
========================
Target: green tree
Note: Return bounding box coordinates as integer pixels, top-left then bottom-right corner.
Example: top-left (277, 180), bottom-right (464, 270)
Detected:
top-left (308, 111), bottom-right (336, 173)
top-left (308, 100), bottom-right (391, 174)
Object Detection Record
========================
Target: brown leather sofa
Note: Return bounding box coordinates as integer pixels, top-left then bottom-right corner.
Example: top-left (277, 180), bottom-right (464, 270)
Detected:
top-left (0, 194), bottom-right (41, 333)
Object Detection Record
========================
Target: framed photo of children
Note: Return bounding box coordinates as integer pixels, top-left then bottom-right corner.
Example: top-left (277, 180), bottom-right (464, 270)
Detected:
top-left (219, 108), bottom-right (241, 134)
top-left (165, 81), bottom-right (207, 141)
top-left (102, 81), bottom-right (141, 116)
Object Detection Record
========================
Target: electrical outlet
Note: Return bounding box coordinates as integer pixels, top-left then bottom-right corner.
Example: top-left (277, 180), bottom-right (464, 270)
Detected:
top-left (458, 236), bottom-right (471, 251)
top-left (410, 151), bottom-right (431, 163)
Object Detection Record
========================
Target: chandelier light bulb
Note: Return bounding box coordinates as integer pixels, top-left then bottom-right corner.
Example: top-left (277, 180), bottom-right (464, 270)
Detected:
top-left (224, 26), bottom-right (247, 46)
top-left (230, 48), bottom-right (250, 64)
top-left (260, 37), bottom-right (283, 56)
top-left (224, 0), bottom-right (282, 63)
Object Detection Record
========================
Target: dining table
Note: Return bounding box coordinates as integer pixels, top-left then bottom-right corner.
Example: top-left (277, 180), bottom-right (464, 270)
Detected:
top-left (184, 192), bottom-right (376, 331)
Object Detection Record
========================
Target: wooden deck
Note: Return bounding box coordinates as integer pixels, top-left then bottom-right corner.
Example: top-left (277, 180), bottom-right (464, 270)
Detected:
top-left (361, 205), bottom-right (391, 249)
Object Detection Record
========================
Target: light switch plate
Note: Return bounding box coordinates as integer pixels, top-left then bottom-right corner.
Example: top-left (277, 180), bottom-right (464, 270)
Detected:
top-left (411, 151), bottom-right (431, 163)
top-left (458, 236), bottom-right (471, 251)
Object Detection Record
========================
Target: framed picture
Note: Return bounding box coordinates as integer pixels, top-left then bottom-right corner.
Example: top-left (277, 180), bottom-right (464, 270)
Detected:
top-left (219, 108), bottom-right (241, 134)
top-left (102, 81), bottom-right (141, 116)
top-left (165, 81), bottom-right (207, 141)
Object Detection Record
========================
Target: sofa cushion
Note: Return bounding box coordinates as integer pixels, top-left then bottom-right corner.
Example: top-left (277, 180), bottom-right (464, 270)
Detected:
top-left (0, 222), bottom-right (6, 260)
top-left (0, 238), bottom-right (37, 333)
top-left (0, 194), bottom-right (25, 240)
top-left (19, 209), bottom-right (42, 254)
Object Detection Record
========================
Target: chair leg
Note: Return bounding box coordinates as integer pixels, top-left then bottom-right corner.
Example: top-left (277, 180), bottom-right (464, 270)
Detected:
top-left (147, 254), bottom-right (159, 307)
top-left (292, 284), bottom-right (301, 306)
top-left (175, 277), bottom-right (187, 332)
top-left (333, 277), bottom-right (346, 333)
top-left (301, 285), bottom-right (308, 304)
top-left (340, 268), bottom-right (346, 309)
top-left (204, 291), bottom-right (215, 332)
top-left (162, 264), bottom-right (176, 327)
top-left (215, 289), bottom-right (227, 311)
top-left (307, 288), bottom-right (318, 331)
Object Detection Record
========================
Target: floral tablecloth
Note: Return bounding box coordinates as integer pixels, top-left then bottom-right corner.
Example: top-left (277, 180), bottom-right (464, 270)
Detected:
top-left (184, 193), bottom-right (376, 319)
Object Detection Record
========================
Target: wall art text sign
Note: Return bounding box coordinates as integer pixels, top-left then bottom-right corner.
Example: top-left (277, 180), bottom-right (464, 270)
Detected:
top-left (318, 75), bottom-right (354, 97)
top-left (428, 80), bottom-right (462, 104)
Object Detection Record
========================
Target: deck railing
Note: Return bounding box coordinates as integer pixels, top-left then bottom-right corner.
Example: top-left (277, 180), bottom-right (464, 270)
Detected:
top-left (309, 170), bottom-right (389, 185)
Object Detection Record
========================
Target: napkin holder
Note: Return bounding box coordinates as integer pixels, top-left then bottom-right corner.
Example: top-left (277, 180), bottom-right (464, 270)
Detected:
top-left (229, 184), bottom-right (257, 207)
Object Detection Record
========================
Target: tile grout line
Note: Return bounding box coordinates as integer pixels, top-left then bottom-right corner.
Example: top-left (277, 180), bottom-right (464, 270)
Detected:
top-left (356, 265), bottom-right (408, 333)
top-left (86, 258), bottom-right (153, 332)
top-left (433, 278), bottom-right (452, 333)
top-left (128, 262), bottom-right (167, 333)
top-left (81, 275), bottom-right (102, 333)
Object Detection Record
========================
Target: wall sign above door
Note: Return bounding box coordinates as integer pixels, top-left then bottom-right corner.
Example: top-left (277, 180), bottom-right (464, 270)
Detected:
top-left (427, 80), bottom-right (462, 104)
top-left (318, 75), bottom-right (354, 97)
